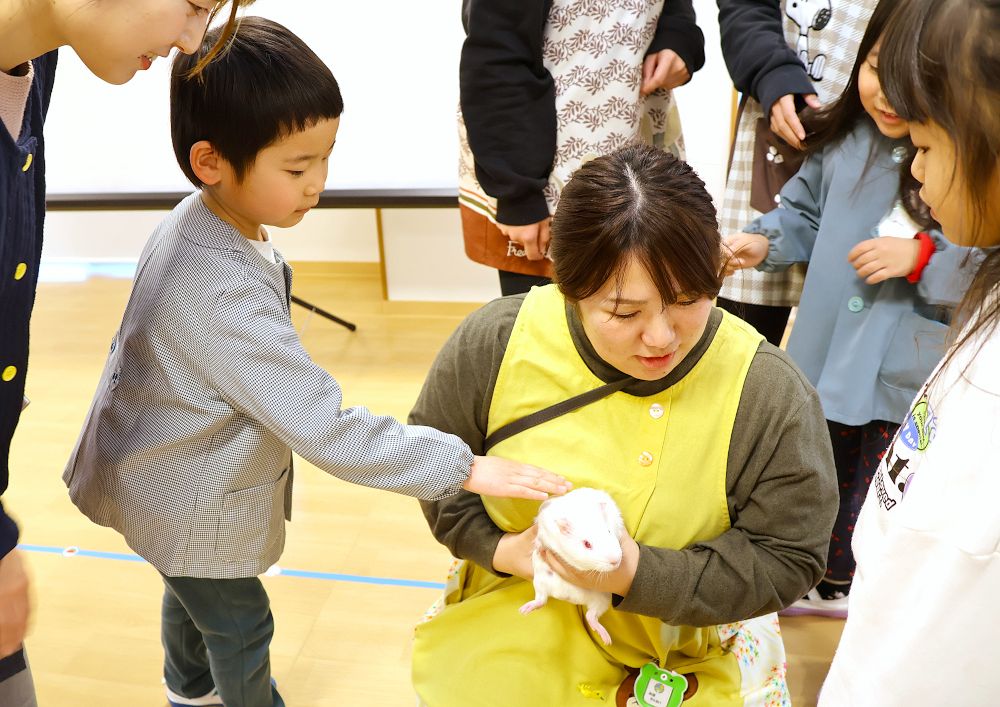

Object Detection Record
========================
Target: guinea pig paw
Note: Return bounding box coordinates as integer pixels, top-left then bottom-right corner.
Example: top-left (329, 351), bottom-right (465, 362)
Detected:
top-left (519, 599), bottom-right (546, 615)
top-left (586, 611), bottom-right (613, 645)
top-left (593, 623), bottom-right (612, 646)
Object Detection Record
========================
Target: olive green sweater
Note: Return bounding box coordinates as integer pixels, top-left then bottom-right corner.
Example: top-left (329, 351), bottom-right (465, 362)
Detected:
top-left (412, 295), bottom-right (837, 627)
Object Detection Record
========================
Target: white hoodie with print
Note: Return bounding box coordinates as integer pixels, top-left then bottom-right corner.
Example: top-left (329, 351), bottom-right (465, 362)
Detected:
top-left (820, 310), bottom-right (1000, 706)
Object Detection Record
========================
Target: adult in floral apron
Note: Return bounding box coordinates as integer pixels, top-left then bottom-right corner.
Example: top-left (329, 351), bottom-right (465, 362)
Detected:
top-left (458, 0), bottom-right (704, 295)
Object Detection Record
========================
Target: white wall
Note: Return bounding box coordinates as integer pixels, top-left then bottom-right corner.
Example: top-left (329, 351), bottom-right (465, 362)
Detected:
top-left (43, 209), bottom-right (380, 263)
top-left (41, 0), bottom-right (731, 304)
top-left (45, 0), bottom-right (464, 193)
top-left (675, 0), bottom-right (731, 207)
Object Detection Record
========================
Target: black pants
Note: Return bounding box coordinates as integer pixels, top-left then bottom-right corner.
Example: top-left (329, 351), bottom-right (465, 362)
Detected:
top-left (161, 574), bottom-right (283, 707)
top-left (498, 270), bottom-right (551, 296)
top-left (824, 419), bottom-right (899, 591)
top-left (716, 297), bottom-right (791, 348)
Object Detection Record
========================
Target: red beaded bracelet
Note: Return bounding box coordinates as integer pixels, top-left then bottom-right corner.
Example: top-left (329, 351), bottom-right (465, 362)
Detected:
top-left (906, 231), bottom-right (936, 284)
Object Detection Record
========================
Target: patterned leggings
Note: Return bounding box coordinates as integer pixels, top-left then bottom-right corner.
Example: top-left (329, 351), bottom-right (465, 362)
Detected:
top-left (824, 419), bottom-right (899, 589)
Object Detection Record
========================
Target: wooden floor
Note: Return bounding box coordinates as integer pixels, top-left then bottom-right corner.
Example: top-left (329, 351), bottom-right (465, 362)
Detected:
top-left (7, 263), bottom-right (844, 705)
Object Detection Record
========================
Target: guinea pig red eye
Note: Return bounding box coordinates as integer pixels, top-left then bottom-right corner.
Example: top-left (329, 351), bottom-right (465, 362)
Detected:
top-left (583, 540), bottom-right (592, 549)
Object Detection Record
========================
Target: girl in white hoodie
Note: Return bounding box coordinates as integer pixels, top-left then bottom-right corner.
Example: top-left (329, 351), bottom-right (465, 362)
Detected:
top-left (820, 0), bottom-right (1000, 704)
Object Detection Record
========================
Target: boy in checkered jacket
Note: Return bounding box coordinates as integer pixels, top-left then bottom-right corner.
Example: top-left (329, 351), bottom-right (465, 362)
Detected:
top-left (63, 17), bottom-right (566, 707)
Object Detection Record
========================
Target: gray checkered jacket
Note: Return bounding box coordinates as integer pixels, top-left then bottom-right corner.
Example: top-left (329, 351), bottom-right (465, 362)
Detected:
top-left (64, 194), bottom-right (473, 579)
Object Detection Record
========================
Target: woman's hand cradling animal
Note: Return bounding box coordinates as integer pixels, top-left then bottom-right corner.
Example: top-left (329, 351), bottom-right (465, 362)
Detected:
top-left (539, 531), bottom-right (640, 597)
top-left (493, 525), bottom-right (538, 581)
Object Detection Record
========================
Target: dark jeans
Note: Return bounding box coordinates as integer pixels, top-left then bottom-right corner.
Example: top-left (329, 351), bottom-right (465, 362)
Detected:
top-left (716, 297), bottom-right (792, 348)
top-left (498, 269), bottom-right (551, 296)
top-left (0, 649), bottom-right (36, 707)
top-left (824, 419), bottom-right (899, 590)
top-left (161, 574), bottom-right (283, 707)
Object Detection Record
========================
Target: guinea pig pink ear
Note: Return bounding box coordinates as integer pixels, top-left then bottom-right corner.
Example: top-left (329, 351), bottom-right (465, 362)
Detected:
top-left (556, 518), bottom-right (572, 535)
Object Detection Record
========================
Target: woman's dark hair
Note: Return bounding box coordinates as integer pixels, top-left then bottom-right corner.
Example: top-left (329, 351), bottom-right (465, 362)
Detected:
top-left (170, 16), bottom-right (344, 187)
top-left (879, 0), bottom-right (1000, 362)
top-left (550, 144), bottom-right (722, 306)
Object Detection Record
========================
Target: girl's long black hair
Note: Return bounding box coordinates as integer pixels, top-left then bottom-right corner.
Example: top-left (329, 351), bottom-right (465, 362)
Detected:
top-left (879, 0), bottom-right (1000, 368)
top-left (801, 0), bottom-right (935, 229)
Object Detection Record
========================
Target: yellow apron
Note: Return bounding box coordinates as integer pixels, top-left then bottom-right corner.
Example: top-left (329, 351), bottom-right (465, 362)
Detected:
top-left (413, 285), bottom-right (788, 706)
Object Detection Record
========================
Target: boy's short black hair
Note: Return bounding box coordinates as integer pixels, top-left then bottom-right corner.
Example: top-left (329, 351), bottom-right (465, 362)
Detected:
top-left (171, 16), bottom-right (344, 187)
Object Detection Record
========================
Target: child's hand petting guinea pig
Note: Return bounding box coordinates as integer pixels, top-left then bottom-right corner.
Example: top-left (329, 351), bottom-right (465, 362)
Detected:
top-left (464, 455), bottom-right (572, 500)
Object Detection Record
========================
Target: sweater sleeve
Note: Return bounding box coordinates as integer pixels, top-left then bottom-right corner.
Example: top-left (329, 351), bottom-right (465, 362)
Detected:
top-left (646, 0), bottom-right (706, 76)
top-left (413, 297), bottom-right (524, 572)
top-left (207, 278), bottom-right (474, 502)
top-left (616, 344), bottom-right (838, 626)
top-left (0, 500), bottom-right (17, 559)
top-left (717, 0), bottom-right (813, 115)
top-left (460, 0), bottom-right (555, 226)
top-left (915, 231), bottom-right (986, 308)
top-left (746, 150), bottom-right (826, 271)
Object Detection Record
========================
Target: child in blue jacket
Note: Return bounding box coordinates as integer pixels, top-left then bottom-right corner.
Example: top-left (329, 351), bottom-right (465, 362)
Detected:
top-left (724, 0), bottom-right (981, 616)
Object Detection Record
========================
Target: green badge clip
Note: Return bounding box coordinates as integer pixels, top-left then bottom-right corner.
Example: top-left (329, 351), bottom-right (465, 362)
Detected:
top-left (633, 663), bottom-right (688, 707)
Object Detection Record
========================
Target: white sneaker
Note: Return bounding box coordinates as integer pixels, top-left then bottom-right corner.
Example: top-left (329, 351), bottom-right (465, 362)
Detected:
top-left (166, 686), bottom-right (224, 707)
top-left (779, 588), bottom-right (848, 618)
top-left (165, 677), bottom-right (277, 706)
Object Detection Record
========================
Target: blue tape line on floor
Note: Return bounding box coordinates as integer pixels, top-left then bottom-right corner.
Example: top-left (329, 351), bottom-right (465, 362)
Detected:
top-left (17, 543), bottom-right (446, 590)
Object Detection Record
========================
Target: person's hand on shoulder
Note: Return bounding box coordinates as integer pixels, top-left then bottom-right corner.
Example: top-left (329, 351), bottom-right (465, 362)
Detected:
top-left (497, 219), bottom-right (552, 260)
top-left (848, 236), bottom-right (922, 284)
top-left (464, 456), bottom-right (571, 501)
top-left (0, 548), bottom-right (30, 659)
top-left (640, 49), bottom-right (690, 95)
top-left (770, 94), bottom-right (821, 150)
top-left (722, 233), bottom-right (770, 276)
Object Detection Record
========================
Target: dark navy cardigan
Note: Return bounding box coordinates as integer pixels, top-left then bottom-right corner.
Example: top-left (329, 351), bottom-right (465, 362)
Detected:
top-left (1, 51), bottom-right (58, 559)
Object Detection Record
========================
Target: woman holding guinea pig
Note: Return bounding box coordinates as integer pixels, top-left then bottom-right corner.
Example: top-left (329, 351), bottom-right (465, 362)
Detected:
top-left (411, 144), bottom-right (837, 706)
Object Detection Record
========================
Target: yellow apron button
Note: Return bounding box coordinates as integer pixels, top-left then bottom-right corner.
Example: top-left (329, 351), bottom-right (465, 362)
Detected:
top-left (638, 451), bottom-right (654, 467)
top-left (2, 366), bottom-right (17, 382)
top-left (14, 263), bottom-right (27, 280)
top-left (22, 153), bottom-right (32, 171)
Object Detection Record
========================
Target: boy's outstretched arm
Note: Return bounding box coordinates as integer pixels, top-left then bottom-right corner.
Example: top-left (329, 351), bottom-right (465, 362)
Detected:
top-left (206, 279), bottom-right (566, 502)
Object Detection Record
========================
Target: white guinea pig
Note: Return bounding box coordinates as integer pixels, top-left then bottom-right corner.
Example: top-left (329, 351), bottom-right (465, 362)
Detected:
top-left (518, 487), bottom-right (625, 645)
